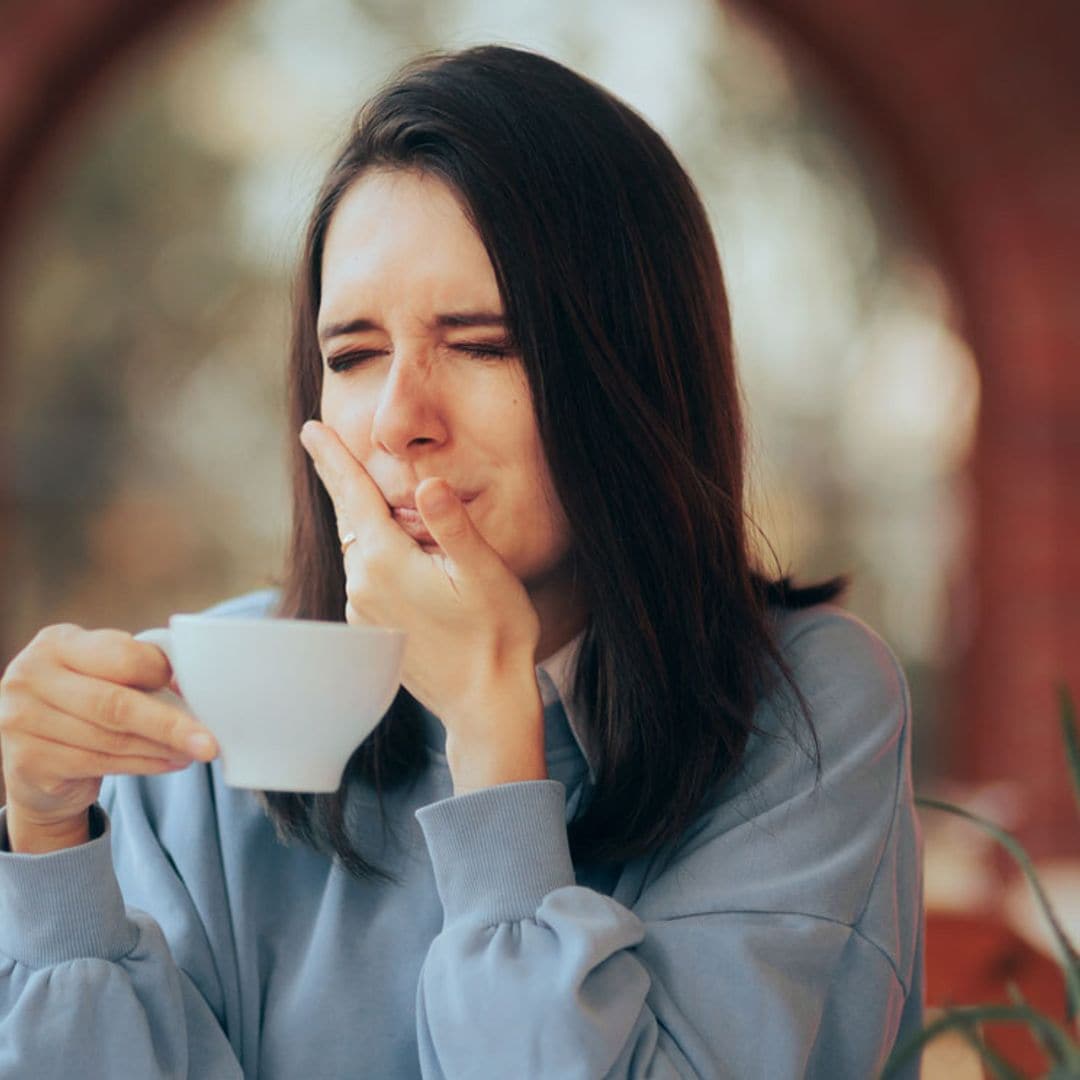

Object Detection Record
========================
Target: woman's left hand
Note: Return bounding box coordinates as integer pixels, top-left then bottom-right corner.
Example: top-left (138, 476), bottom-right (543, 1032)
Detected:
top-left (300, 420), bottom-right (546, 793)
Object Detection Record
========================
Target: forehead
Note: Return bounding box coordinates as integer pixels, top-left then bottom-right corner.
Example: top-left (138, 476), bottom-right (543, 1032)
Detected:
top-left (319, 170), bottom-right (500, 312)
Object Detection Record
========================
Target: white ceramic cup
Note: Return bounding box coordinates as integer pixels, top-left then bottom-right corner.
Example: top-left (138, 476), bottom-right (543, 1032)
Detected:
top-left (135, 615), bottom-right (406, 792)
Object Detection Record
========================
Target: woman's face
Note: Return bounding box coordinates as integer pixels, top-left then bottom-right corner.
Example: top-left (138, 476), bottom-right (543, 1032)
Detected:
top-left (317, 168), bottom-right (576, 603)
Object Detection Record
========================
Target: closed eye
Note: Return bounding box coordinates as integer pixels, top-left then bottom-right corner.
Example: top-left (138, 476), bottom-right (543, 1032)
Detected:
top-left (325, 343), bottom-right (513, 373)
top-left (452, 344), bottom-right (512, 360)
top-left (325, 350), bottom-right (385, 373)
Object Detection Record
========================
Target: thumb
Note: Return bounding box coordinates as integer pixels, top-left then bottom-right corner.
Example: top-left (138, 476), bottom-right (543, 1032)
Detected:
top-left (414, 478), bottom-right (488, 565)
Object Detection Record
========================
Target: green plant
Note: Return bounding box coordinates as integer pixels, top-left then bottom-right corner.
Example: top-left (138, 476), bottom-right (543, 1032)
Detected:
top-left (882, 686), bottom-right (1080, 1079)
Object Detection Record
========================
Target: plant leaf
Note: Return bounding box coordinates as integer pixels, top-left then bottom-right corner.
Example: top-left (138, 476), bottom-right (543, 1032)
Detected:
top-left (1006, 981), bottom-right (1060, 1067)
top-left (881, 1003), bottom-right (1080, 1078)
top-left (958, 1024), bottom-right (1027, 1080)
top-left (1059, 685), bottom-right (1080, 823)
top-left (1055, 684), bottom-right (1080, 1032)
top-left (917, 796), bottom-right (1080, 1022)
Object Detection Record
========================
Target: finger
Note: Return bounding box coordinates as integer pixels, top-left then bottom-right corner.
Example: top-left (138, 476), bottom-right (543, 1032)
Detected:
top-left (13, 698), bottom-right (193, 764)
top-left (42, 625), bottom-right (172, 691)
top-left (23, 731), bottom-right (193, 780)
top-left (299, 421), bottom-right (394, 545)
top-left (33, 665), bottom-right (217, 761)
top-left (414, 477), bottom-right (498, 577)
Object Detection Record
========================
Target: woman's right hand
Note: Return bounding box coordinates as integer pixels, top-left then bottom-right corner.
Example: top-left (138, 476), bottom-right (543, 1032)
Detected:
top-left (0, 624), bottom-right (218, 853)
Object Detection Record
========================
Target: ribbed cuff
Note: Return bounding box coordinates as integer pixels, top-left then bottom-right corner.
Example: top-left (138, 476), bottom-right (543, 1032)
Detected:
top-left (0, 804), bottom-right (139, 967)
top-left (415, 780), bottom-right (576, 925)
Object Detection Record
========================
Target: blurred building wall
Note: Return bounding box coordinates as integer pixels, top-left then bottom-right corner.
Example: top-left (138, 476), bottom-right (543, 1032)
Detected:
top-left (738, 0), bottom-right (1080, 857)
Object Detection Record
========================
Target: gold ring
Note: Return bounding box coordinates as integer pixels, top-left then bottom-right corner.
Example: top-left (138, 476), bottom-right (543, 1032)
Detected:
top-left (340, 531), bottom-right (358, 554)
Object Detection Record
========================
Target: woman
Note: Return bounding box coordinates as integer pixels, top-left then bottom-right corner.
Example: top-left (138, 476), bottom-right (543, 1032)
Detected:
top-left (0, 46), bottom-right (923, 1078)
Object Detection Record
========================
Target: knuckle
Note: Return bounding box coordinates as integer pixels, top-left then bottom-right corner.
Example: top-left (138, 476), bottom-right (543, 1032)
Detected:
top-left (158, 709), bottom-right (182, 748)
top-left (100, 684), bottom-right (132, 731)
top-left (345, 562), bottom-right (373, 602)
top-left (0, 697), bottom-right (20, 735)
top-left (35, 623), bottom-right (80, 651)
top-left (98, 725), bottom-right (130, 755)
top-left (0, 653), bottom-right (50, 716)
top-left (112, 645), bottom-right (146, 687)
top-left (89, 629), bottom-right (144, 685)
top-left (37, 772), bottom-right (69, 797)
top-left (1, 736), bottom-right (27, 773)
top-left (0, 655), bottom-right (29, 698)
top-left (4, 741), bottom-right (68, 793)
top-left (344, 587), bottom-right (374, 626)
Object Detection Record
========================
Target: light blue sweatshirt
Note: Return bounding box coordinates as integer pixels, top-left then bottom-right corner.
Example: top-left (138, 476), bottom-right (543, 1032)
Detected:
top-left (0, 591), bottom-right (923, 1078)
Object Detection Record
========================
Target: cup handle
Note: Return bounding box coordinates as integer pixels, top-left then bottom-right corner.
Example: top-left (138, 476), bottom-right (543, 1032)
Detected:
top-left (134, 628), bottom-right (184, 705)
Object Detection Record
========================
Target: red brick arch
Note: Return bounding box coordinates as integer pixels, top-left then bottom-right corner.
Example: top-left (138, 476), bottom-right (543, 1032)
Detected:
top-left (2, 0), bottom-right (1078, 855)
top-left (738, 0), bottom-right (1080, 859)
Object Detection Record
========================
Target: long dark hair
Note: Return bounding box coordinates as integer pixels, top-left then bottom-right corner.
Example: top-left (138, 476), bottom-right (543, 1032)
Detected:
top-left (264, 45), bottom-right (843, 878)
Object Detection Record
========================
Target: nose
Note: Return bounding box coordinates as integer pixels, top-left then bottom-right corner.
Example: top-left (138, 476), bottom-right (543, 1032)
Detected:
top-left (369, 348), bottom-right (448, 457)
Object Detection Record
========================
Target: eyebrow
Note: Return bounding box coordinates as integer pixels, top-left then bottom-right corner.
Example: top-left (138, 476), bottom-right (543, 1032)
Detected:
top-left (318, 311), bottom-right (508, 345)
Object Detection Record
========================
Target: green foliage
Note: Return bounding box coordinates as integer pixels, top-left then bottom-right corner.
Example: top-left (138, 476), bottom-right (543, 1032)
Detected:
top-left (1062, 688), bottom-right (1080, 822)
top-left (882, 686), bottom-right (1080, 1079)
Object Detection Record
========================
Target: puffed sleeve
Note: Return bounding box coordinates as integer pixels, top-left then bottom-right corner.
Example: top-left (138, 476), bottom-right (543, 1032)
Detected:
top-left (0, 589), bottom-right (278, 1079)
top-left (0, 801), bottom-right (244, 1080)
top-left (413, 608), bottom-right (923, 1079)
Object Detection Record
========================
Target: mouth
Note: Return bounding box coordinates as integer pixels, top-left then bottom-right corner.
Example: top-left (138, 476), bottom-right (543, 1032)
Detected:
top-left (392, 493), bottom-right (479, 547)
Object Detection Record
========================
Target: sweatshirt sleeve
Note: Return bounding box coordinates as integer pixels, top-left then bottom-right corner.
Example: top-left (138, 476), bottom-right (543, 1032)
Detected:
top-left (413, 608), bottom-right (924, 1079)
top-left (0, 804), bottom-right (243, 1080)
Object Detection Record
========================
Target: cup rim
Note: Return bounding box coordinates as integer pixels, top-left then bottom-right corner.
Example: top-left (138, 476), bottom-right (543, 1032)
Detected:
top-left (168, 614), bottom-right (406, 637)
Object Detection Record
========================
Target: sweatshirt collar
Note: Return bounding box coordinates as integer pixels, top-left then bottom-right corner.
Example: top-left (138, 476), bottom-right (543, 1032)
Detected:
top-left (535, 627), bottom-right (594, 776)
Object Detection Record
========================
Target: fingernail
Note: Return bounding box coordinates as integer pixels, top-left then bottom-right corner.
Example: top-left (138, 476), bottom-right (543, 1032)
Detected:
top-left (185, 731), bottom-right (217, 758)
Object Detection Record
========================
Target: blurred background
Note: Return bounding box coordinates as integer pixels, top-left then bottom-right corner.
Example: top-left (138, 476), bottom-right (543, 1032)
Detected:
top-left (1, 0), bottom-right (976, 762)
top-left (1, 1), bottom-right (1078, 1073)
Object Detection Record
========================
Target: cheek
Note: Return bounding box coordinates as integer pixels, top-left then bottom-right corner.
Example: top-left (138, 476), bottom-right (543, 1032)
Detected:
top-left (517, 436), bottom-right (574, 559)
top-left (512, 489), bottom-right (574, 584)
top-left (319, 384), bottom-right (374, 447)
